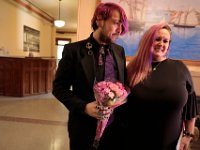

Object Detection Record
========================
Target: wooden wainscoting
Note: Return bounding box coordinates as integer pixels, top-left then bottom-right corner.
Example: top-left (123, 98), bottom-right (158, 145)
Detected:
top-left (0, 56), bottom-right (56, 97)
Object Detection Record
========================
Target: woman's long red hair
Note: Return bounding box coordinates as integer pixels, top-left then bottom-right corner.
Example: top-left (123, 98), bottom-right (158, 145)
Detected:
top-left (126, 23), bottom-right (171, 88)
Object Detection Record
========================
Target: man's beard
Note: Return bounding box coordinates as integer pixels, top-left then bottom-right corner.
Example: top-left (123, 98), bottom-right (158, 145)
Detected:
top-left (99, 32), bottom-right (112, 44)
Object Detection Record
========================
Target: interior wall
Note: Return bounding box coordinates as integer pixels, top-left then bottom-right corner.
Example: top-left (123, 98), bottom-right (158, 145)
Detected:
top-left (76, 0), bottom-right (98, 41)
top-left (0, 0), bottom-right (55, 57)
top-left (56, 33), bottom-right (77, 43)
top-left (187, 66), bottom-right (200, 96)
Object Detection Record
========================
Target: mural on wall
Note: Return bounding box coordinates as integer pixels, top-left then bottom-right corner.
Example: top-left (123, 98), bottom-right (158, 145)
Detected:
top-left (23, 25), bottom-right (40, 52)
top-left (102, 0), bottom-right (200, 60)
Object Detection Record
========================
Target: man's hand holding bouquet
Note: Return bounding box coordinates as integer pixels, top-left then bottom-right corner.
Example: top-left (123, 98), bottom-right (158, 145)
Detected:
top-left (92, 80), bottom-right (129, 149)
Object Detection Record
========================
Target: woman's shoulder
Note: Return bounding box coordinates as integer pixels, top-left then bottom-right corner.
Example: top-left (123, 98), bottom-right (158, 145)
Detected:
top-left (168, 58), bottom-right (190, 73)
top-left (168, 58), bottom-right (186, 66)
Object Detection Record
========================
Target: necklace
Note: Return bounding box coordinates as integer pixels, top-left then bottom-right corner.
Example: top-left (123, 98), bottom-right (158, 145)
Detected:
top-left (152, 62), bottom-right (161, 71)
top-left (152, 59), bottom-right (167, 71)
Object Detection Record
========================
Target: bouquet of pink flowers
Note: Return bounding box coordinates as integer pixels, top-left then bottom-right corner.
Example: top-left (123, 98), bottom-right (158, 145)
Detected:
top-left (93, 81), bottom-right (129, 149)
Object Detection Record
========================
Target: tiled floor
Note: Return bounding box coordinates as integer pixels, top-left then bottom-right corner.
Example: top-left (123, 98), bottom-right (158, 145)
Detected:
top-left (0, 93), bottom-right (69, 150)
top-left (0, 93), bottom-right (199, 150)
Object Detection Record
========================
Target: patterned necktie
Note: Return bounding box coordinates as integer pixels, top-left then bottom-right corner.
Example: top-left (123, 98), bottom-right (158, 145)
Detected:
top-left (104, 49), bottom-right (115, 82)
top-left (104, 48), bottom-right (116, 126)
top-left (98, 46), bottom-right (116, 126)
top-left (98, 46), bottom-right (105, 66)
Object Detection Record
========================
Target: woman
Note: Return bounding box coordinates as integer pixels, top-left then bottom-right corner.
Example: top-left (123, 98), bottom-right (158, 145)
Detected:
top-left (123, 23), bottom-right (198, 150)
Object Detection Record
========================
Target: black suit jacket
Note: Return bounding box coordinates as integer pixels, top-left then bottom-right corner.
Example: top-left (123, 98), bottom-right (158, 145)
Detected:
top-left (52, 36), bottom-right (126, 149)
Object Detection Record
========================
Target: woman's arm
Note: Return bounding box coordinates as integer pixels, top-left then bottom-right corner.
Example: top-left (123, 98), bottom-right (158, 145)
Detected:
top-left (179, 118), bottom-right (196, 150)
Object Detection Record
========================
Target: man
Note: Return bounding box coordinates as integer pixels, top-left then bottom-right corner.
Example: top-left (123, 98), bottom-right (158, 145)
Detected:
top-left (52, 2), bottom-right (128, 150)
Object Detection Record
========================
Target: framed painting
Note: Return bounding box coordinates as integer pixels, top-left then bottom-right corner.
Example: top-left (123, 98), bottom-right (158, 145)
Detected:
top-left (23, 25), bottom-right (40, 52)
top-left (101, 0), bottom-right (200, 62)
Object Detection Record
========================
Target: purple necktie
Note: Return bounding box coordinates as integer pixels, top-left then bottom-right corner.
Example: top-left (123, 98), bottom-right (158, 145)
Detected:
top-left (98, 46), bottom-right (115, 81)
top-left (98, 46), bottom-right (116, 126)
top-left (104, 48), bottom-right (115, 126)
top-left (104, 49), bottom-right (115, 82)
top-left (98, 46), bottom-right (105, 66)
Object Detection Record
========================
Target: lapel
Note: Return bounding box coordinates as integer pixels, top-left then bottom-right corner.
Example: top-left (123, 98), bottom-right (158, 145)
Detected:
top-left (110, 44), bottom-right (125, 84)
top-left (80, 40), bottom-right (125, 87)
top-left (80, 39), bottom-right (96, 87)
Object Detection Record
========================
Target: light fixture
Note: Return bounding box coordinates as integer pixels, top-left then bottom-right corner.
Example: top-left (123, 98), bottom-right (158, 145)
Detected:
top-left (54, 0), bottom-right (65, 28)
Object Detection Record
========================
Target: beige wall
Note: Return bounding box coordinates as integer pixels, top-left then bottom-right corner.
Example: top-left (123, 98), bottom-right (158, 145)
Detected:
top-left (187, 66), bottom-right (200, 96)
top-left (56, 33), bottom-right (77, 43)
top-left (0, 0), bottom-right (91, 57)
top-left (76, 0), bottom-right (98, 41)
top-left (0, 0), bottom-right (55, 57)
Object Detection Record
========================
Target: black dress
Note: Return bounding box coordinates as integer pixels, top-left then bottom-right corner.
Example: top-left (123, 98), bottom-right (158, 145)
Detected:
top-left (118, 59), bottom-right (198, 150)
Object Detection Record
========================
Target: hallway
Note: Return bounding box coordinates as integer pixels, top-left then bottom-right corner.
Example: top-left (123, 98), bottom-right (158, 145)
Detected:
top-left (0, 93), bottom-right (69, 150)
top-left (0, 93), bottom-right (199, 150)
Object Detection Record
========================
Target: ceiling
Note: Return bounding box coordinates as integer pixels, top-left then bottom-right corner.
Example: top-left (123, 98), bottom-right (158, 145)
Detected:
top-left (27, 0), bottom-right (78, 33)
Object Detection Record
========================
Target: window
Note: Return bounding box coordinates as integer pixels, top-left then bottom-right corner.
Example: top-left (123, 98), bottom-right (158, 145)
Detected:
top-left (56, 38), bottom-right (71, 65)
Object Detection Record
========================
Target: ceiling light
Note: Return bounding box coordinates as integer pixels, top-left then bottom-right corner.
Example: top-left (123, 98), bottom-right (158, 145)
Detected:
top-left (54, 0), bottom-right (65, 28)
